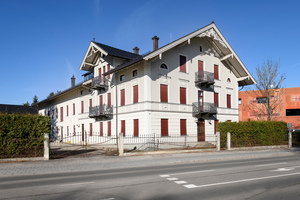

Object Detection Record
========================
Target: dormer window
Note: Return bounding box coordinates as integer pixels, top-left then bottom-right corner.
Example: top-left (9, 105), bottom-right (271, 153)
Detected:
top-left (120, 74), bottom-right (125, 82)
top-left (160, 63), bottom-right (168, 70)
top-left (199, 45), bottom-right (203, 52)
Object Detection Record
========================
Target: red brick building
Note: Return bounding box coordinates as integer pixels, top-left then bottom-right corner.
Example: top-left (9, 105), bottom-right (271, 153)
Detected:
top-left (239, 87), bottom-right (300, 129)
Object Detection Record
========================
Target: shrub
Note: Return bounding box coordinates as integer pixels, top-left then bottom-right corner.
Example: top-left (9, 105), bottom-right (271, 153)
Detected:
top-left (217, 120), bottom-right (288, 148)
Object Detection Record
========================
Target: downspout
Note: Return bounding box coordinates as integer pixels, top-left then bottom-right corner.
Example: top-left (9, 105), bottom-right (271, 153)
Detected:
top-left (115, 73), bottom-right (118, 148)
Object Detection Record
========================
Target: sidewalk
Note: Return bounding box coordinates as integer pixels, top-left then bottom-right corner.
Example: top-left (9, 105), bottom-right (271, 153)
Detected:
top-left (0, 148), bottom-right (299, 177)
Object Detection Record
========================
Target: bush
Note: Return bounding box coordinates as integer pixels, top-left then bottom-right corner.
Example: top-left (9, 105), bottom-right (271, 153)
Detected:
top-left (217, 120), bottom-right (288, 148)
top-left (0, 113), bottom-right (51, 158)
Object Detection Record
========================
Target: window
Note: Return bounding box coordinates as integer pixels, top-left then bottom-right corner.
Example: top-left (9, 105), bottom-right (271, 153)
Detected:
top-left (89, 99), bottom-right (92, 108)
top-left (73, 103), bottom-right (75, 115)
top-left (214, 93), bottom-right (219, 107)
top-left (107, 121), bottom-right (111, 136)
top-left (66, 105), bottom-right (69, 117)
top-left (81, 101), bottom-right (84, 113)
top-left (60, 107), bottom-right (63, 122)
top-left (73, 125), bottom-right (76, 136)
top-left (89, 123), bottom-right (93, 136)
top-left (227, 94), bottom-right (231, 108)
top-left (56, 108), bottom-right (58, 119)
top-left (227, 78), bottom-right (231, 83)
top-left (132, 69), bottom-right (138, 77)
top-left (107, 64), bottom-right (110, 79)
top-left (214, 120), bottom-right (219, 134)
top-left (121, 120), bottom-right (125, 136)
top-left (120, 89), bottom-right (125, 106)
top-left (286, 109), bottom-right (300, 116)
top-left (161, 119), bottom-right (169, 136)
top-left (67, 126), bottom-right (69, 136)
top-left (180, 87), bottom-right (186, 104)
top-left (134, 119), bottom-right (139, 137)
top-left (179, 55), bottom-right (187, 72)
top-left (160, 63), bottom-right (168, 70)
top-left (160, 84), bottom-right (168, 102)
top-left (99, 95), bottom-right (103, 106)
top-left (100, 122), bottom-right (103, 136)
top-left (133, 85), bottom-right (138, 104)
top-left (238, 98), bottom-right (242, 105)
top-left (107, 93), bottom-right (111, 107)
top-left (180, 119), bottom-right (187, 136)
top-left (198, 60), bottom-right (203, 72)
top-left (199, 45), bottom-right (203, 52)
top-left (120, 74), bottom-right (125, 82)
top-left (257, 97), bottom-right (267, 103)
top-left (214, 64), bottom-right (219, 80)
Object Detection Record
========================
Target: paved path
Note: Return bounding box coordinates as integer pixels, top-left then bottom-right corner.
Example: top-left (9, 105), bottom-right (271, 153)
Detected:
top-left (0, 148), bottom-right (299, 177)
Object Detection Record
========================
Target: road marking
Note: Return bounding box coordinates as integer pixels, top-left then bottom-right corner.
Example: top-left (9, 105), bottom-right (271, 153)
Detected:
top-left (167, 178), bottom-right (178, 181)
top-left (160, 169), bottom-right (214, 177)
top-left (101, 198), bottom-right (114, 200)
top-left (271, 167), bottom-right (295, 172)
top-left (183, 172), bottom-right (300, 189)
top-left (255, 162), bottom-right (287, 167)
top-left (175, 181), bottom-right (187, 184)
top-left (60, 182), bottom-right (95, 187)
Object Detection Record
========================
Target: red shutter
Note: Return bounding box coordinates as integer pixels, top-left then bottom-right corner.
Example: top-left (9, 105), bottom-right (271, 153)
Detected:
top-left (198, 60), bottom-right (203, 72)
top-left (133, 85), bottom-right (138, 103)
top-left (134, 119), bottom-right (139, 137)
top-left (214, 93), bottom-right (219, 107)
top-left (227, 94), bottom-right (231, 108)
top-left (60, 107), bottom-right (63, 122)
top-left (107, 64), bottom-right (110, 79)
top-left (121, 89), bottom-right (125, 106)
top-left (89, 123), bottom-right (93, 136)
top-left (100, 95), bottom-right (103, 106)
top-left (180, 55), bottom-right (186, 72)
top-left (81, 101), bottom-right (84, 113)
top-left (214, 120), bottom-right (219, 134)
top-left (103, 66), bottom-right (106, 75)
top-left (107, 93), bottom-right (111, 107)
top-left (73, 103), bottom-right (75, 115)
top-left (121, 120), bottom-right (125, 136)
top-left (89, 99), bottom-right (92, 108)
top-left (180, 119), bottom-right (187, 136)
top-left (100, 122), bottom-right (103, 136)
top-left (180, 87), bottom-right (186, 104)
top-left (107, 121), bottom-right (111, 136)
top-left (214, 65), bottom-right (219, 80)
top-left (56, 108), bottom-right (58, 119)
top-left (160, 84), bottom-right (168, 102)
top-left (99, 68), bottom-right (102, 76)
top-left (161, 119), bottom-right (168, 136)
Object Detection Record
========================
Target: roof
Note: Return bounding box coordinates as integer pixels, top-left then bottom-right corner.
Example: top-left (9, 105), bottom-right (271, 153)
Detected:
top-left (0, 104), bottom-right (38, 115)
top-left (103, 22), bottom-right (256, 86)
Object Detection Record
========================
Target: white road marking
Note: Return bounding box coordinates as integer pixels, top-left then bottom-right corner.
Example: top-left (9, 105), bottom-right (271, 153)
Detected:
top-left (183, 172), bottom-right (300, 189)
top-left (160, 169), bottom-right (214, 177)
top-left (60, 182), bottom-right (95, 187)
top-left (255, 162), bottom-right (287, 167)
top-left (167, 178), bottom-right (178, 181)
top-left (175, 181), bottom-right (187, 184)
top-left (101, 198), bottom-right (115, 200)
top-left (271, 167), bottom-right (295, 172)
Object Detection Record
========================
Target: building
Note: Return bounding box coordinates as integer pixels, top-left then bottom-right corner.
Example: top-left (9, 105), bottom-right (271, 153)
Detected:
top-left (0, 104), bottom-right (38, 115)
top-left (38, 22), bottom-right (255, 145)
top-left (239, 87), bottom-right (300, 129)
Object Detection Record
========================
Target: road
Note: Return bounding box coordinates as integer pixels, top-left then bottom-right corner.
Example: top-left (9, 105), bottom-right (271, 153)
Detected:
top-left (1, 155), bottom-right (300, 200)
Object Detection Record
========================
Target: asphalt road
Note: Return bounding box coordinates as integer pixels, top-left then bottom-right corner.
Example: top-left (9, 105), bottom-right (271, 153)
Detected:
top-left (1, 155), bottom-right (300, 200)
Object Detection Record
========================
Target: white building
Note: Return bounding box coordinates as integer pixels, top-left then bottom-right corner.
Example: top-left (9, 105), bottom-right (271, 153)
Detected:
top-left (38, 22), bottom-right (255, 145)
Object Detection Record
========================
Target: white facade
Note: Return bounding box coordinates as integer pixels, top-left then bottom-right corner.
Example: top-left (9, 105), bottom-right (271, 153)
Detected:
top-left (38, 22), bottom-right (255, 145)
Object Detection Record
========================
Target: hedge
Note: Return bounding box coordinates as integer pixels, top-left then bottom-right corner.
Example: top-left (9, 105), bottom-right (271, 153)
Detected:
top-left (0, 113), bottom-right (51, 158)
top-left (217, 120), bottom-right (288, 148)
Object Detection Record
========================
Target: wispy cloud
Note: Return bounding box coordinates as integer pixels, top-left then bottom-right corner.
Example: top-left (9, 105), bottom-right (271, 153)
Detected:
top-left (65, 58), bottom-right (76, 77)
top-left (290, 62), bottom-right (300, 68)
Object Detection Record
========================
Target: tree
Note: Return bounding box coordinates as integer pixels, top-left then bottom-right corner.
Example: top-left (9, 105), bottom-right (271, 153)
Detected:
top-left (31, 95), bottom-right (38, 106)
top-left (246, 59), bottom-right (285, 121)
top-left (23, 101), bottom-right (30, 106)
top-left (47, 90), bottom-right (61, 99)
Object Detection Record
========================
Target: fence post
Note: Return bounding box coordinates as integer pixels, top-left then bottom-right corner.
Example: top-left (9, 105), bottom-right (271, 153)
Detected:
top-left (227, 132), bottom-right (231, 150)
top-left (288, 130), bottom-right (292, 148)
top-left (216, 132), bottom-right (220, 151)
top-left (44, 133), bottom-right (50, 160)
top-left (119, 132), bottom-right (124, 156)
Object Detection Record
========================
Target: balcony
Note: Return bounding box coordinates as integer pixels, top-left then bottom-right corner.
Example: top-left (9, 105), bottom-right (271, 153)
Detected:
top-left (89, 105), bottom-right (113, 120)
top-left (91, 76), bottom-right (108, 92)
top-left (192, 102), bottom-right (217, 118)
top-left (195, 71), bottom-right (214, 89)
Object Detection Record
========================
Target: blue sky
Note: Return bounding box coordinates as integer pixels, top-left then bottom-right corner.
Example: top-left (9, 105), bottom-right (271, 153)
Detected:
top-left (1, 0), bottom-right (299, 105)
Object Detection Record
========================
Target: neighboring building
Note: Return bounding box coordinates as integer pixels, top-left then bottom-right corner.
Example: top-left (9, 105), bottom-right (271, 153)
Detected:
top-left (38, 22), bottom-right (255, 144)
top-left (0, 104), bottom-right (38, 115)
top-left (239, 87), bottom-right (300, 129)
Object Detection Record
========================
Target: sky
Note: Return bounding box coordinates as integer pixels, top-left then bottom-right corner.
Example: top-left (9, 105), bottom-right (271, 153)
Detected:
top-left (1, 0), bottom-right (300, 105)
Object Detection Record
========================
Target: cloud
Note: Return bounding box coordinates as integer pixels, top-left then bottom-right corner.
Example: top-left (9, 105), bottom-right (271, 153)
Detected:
top-left (65, 58), bottom-right (76, 77)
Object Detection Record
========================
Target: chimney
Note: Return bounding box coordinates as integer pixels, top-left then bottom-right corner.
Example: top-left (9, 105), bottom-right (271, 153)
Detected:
top-left (133, 46), bottom-right (140, 54)
top-left (152, 36), bottom-right (159, 51)
top-left (71, 75), bottom-right (75, 87)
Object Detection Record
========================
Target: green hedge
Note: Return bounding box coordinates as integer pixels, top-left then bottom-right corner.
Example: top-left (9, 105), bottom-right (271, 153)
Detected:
top-left (0, 113), bottom-right (51, 158)
top-left (217, 120), bottom-right (288, 148)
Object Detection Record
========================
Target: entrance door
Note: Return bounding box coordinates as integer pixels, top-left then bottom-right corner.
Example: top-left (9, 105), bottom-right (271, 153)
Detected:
top-left (197, 119), bottom-right (205, 141)
top-left (198, 91), bottom-right (203, 112)
top-left (81, 124), bottom-right (84, 142)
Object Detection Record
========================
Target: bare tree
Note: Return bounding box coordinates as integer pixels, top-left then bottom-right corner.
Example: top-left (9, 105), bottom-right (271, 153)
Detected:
top-left (246, 59), bottom-right (285, 121)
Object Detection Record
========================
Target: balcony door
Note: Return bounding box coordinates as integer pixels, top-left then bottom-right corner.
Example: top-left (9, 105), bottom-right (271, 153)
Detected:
top-left (198, 91), bottom-right (203, 112)
top-left (197, 119), bottom-right (205, 141)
